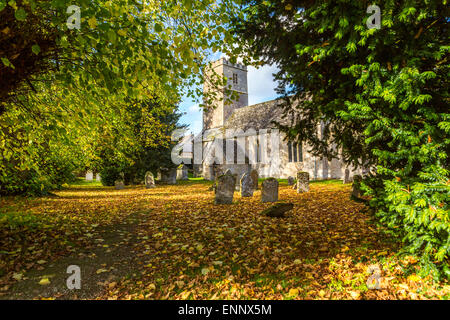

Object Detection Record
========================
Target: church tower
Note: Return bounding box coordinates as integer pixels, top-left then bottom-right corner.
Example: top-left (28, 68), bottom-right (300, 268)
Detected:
top-left (203, 58), bottom-right (248, 130)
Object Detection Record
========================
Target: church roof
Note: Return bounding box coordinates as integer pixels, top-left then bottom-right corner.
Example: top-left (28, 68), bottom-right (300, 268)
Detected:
top-left (224, 98), bottom-right (294, 131)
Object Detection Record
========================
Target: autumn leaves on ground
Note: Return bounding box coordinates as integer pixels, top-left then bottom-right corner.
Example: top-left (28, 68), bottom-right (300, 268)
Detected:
top-left (0, 180), bottom-right (448, 300)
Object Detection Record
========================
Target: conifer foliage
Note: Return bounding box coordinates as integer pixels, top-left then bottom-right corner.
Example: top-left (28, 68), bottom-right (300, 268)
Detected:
top-left (234, 0), bottom-right (449, 277)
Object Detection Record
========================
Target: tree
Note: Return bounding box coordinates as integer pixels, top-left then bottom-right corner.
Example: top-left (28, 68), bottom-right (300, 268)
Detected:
top-left (95, 98), bottom-right (185, 186)
top-left (233, 0), bottom-right (449, 277)
top-left (0, 0), bottom-right (243, 194)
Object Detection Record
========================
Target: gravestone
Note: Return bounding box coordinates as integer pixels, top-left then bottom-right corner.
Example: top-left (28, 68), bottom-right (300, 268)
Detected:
top-left (296, 171), bottom-right (309, 193)
top-left (261, 178), bottom-right (279, 202)
top-left (95, 173), bottom-right (101, 181)
top-left (343, 168), bottom-right (351, 184)
top-left (85, 170), bottom-right (93, 181)
top-left (240, 173), bottom-right (254, 197)
top-left (115, 180), bottom-right (124, 190)
top-left (215, 171), bottom-right (235, 204)
top-left (158, 168), bottom-right (177, 185)
top-left (250, 169), bottom-right (259, 190)
top-left (145, 171), bottom-right (155, 188)
top-left (287, 176), bottom-right (295, 186)
top-left (352, 175), bottom-right (362, 198)
top-left (177, 165), bottom-right (189, 180)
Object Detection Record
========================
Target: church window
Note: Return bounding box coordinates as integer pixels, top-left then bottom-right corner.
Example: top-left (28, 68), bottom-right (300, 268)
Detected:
top-left (293, 143), bottom-right (298, 162)
top-left (288, 141), bottom-right (303, 163)
top-left (232, 73), bottom-right (238, 85)
top-left (288, 142), bottom-right (292, 162)
top-left (297, 142), bottom-right (303, 162)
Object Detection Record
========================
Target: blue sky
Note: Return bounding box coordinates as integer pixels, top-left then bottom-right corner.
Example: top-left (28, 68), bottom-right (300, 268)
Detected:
top-left (178, 59), bottom-right (280, 134)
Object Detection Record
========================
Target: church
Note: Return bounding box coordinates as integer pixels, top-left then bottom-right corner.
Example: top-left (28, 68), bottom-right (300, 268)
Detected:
top-left (194, 57), bottom-right (362, 182)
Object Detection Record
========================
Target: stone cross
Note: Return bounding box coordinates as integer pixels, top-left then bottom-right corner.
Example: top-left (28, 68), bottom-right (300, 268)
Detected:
top-left (240, 173), bottom-right (254, 197)
top-left (215, 171), bottom-right (235, 204)
top-left (250, 169), bottom-right (259, 190)
top-left (296, 171), bottom-right (309, 193)
top-left (145, 171), bottom-right (155, 188)
top-left (261, 178), bottom-right (279, 202)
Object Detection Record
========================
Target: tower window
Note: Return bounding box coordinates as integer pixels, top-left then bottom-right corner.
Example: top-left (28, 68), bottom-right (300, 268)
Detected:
top-left (232, 73), bottom-right (238, 85)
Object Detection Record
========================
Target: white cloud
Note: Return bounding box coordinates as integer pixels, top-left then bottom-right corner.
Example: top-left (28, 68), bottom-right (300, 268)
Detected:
top-left (188, 103), bottom-right (200, 113)
top-left (247, 64), bottom-right (280, 105)
top-left (191, 120), bottom-right (202, 135)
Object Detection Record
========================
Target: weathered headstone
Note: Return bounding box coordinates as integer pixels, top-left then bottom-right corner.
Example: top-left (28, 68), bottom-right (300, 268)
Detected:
top-left (352, 174), bottom-right (362, 198)
top-left (177, 165), bottom-right (189, 180)
top-left (240, 173), bottom-right (254, 197)
top-left (215, 171), bottom-right (235, 204)
top-left (260, 202), bottom-right (293, 217)
top-left (287, 176), bottom-right (295, 185)
top-left (250, 169), bottom-right (259, 190)
top-left (261, 178), bottom-right (279, 203)
top-left (95, 173), bottom-right (101, 181)
top-left (158, 168), bottom-right (177, 185)
top-left (115, 180), bottom-right (124, 190)
top-left (85, 170), bottom-right (93, 181)
top-left (343, 168), bottom-right (351, 184)
top-left (296, 171), bottom-right (309, 193)
top-left (145, 171), bottom-right (155, 188)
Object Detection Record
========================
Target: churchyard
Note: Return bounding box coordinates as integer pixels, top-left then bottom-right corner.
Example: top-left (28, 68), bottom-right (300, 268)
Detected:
top-left (1, 0), bottom-right (447, 304)
top-left (0, 175), bottom-right (448, 300)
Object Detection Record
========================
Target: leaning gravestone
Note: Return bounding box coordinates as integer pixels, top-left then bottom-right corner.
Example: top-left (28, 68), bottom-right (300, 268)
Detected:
top-left (250, 169), bottom-right (259, 190)
top-left (115, 180), bottom-right (124, 190)
top-left (85, 170), bottom-right (93, 181)
top-left (343, 168), bottom-right (351, 184)
top-left (287, 176), bottom-right (295, 186)
top-left (177, 164), bottom-right (189, 180)
top-left (352, 175), bottom-right (362, 198)
top-left (296, 171), bottom-right (309, 193)
top-left (240, 173), bottom-right (254, 197)
top-left (215, 171), bottom-right (235, 204)
top-left (261, 178), bottom-right (279, 203)
top-left (260, 202), bottom-right (293, 217)
top-left (145, 171), bottom-right (155, 188)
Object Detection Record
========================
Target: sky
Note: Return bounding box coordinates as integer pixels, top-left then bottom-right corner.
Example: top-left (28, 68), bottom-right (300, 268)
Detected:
top-left (178, 59), bottom-right (280, 135)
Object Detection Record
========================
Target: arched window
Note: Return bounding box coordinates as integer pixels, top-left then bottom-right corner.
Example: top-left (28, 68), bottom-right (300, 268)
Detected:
top-left (288, 141), bottom-right (302, 163)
